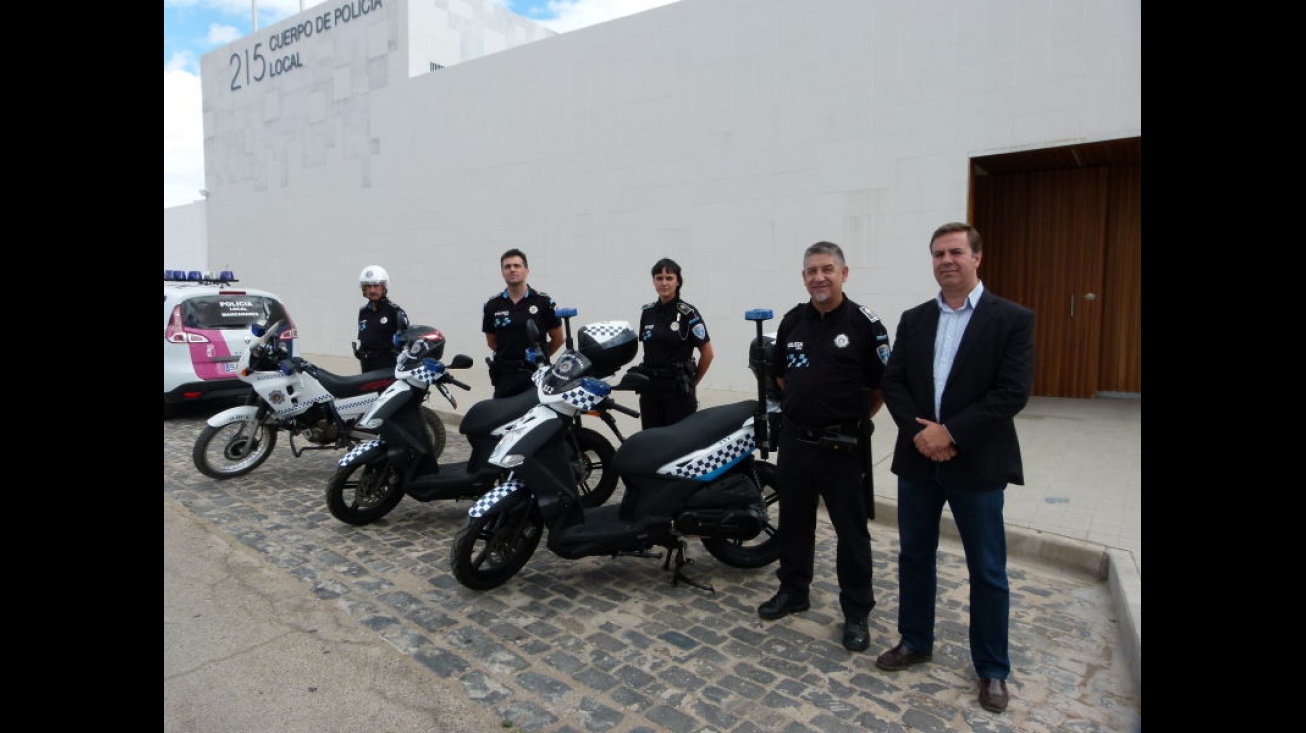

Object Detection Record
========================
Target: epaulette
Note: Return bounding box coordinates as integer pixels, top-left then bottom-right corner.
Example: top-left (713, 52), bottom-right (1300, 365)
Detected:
top-left (858, 305), bottom-right (881, 323)
top-left (676, 302), bottom-right (695, 316)
top-left (641, 301), bottom-right (657, 310)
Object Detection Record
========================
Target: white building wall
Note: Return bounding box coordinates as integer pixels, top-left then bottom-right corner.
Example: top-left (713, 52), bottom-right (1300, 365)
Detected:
top-left (163, 200), bottom-right (209, 272)
top-left (197, 0), bottom-right (1142, 393)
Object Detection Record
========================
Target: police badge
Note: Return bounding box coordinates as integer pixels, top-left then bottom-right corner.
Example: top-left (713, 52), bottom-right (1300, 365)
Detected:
top-left (834, 334), bottom-right (850, 348)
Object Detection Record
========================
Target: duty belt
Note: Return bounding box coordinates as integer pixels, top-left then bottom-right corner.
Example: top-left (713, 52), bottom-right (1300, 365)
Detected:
top-left (787, 420), bottom-right (861, 450)
top-left (641, 363), bottom-right (688, 379)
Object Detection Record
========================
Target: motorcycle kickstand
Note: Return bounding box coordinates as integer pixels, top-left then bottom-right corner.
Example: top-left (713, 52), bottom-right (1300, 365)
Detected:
top-left (664, 540), bottom-right (715, 594)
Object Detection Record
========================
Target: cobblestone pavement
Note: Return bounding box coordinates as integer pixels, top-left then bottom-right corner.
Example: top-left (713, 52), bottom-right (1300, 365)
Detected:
top-left (165, 412), bottom-right (1139, 732)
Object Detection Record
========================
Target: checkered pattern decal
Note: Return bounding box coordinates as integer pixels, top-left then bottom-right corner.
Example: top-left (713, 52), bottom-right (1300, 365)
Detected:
top-left (786, 353), bottom-right (809, 369)
top-left (407, 359), bottom-right (445, 385)
top-left (469, 478), bottom-right (525, 517)
top-left (581, 321), bottom-right (631, 345)
top-left (560, 383), bottom-right (604, 411)
top-left (659, 428), bottom-right (757, 479)
top-left (339, 439), bottom-right (382, 466)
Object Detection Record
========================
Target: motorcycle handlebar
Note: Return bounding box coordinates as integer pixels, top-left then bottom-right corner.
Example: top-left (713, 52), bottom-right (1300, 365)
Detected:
top-left (603, 398), bottom-right (640, 419)
top-left (443, 375), bottom-right (471, 391)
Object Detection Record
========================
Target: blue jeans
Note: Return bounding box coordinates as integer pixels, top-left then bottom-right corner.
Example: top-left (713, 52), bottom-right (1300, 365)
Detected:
top-left (896, 475), bottom-right (1009, 680)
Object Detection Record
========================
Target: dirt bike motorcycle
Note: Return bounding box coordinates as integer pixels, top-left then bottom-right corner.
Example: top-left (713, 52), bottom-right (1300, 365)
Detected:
top-left (325, 311), bottom-right (636, 525)
top-left (449, 308), bottom-right (783, 592)
top-left (192, 319), bottom-right (445, 479)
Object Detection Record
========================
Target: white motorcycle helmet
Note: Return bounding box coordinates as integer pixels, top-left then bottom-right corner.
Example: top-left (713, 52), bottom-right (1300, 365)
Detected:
top-left (359, 265), bottom-right (389, 290)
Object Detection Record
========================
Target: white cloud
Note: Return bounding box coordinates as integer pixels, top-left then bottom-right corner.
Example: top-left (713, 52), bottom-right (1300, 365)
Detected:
top-left (206, 22), bottom-right (243, 46)
top-left (164, 57), bottom-right (205, 208)
top-left (532, 0), bottom-right (679, 34)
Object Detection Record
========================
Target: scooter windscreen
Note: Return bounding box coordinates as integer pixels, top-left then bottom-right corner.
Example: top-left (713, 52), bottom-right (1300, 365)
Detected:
top-left (538, 350), bottom-right (593, 396)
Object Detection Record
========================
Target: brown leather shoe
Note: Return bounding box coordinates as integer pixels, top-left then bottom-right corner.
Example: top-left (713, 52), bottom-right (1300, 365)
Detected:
top-left (874, 641), bottom-right (932, 671)
top-left (978, 677), bottom-right (1009, 713)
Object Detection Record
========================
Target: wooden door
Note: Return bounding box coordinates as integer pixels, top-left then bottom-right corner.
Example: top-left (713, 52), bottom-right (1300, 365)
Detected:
top-left (973, 167), bottom-right (1109, 398)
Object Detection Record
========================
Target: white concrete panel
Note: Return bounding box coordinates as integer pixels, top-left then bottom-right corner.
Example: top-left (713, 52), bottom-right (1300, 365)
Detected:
top-left (163, 201), bottom-right (209, 271)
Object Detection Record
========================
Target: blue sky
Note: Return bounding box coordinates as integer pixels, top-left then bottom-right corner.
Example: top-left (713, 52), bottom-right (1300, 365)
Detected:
top-left (164, 0), bottom-right (678, 208)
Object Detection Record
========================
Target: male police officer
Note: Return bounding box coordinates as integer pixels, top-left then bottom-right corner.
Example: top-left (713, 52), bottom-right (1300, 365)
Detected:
top-left (758, 241), bottom-right (890, 654)
top-left (354, 265), bottom-right (409, 372)
top-left (481, 249), bottom-right (563, 398)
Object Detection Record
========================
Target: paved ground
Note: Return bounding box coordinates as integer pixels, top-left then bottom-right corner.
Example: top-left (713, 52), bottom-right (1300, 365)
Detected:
top-left (164, 363), bottom-right (1140, 732)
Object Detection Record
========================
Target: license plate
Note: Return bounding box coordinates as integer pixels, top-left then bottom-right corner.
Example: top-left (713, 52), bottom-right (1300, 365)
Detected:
top-left (224, 362), bottom-right (238, 373)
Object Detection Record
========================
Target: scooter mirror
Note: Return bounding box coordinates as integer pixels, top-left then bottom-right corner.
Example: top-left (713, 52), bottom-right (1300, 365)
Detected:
top-left (448, 353), bottom-right (474, 369)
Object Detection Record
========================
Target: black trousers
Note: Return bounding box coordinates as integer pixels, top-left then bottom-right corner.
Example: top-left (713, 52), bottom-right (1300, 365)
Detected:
top-left (359, 356), bottom-right (397, 373)
top-left (773, 429), bottom-right (876, 618)
top-left (638, 383), bottom-right (697, 429)
top-left (491, 366), bottom-right (534, 398)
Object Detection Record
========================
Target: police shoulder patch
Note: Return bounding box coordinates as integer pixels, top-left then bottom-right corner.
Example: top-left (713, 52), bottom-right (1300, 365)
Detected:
top-left (859, 306), bottom-right (881, 323)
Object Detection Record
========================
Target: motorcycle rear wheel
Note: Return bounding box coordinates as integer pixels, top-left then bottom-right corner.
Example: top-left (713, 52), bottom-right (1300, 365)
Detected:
top-left (569, 427), bottom-right (617, 508)
top-left (702, 460), bottom-right (781, 568)
top-left (192, 420), bottom-right (278, 479)
top-left (325, 460), bottom-right (405, 525)
top-left (450, 501), bottom-right (543, 590)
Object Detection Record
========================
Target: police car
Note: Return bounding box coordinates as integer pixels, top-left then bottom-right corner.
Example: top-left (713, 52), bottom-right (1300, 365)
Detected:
top-left (163, 270), bottom-right (298, 417)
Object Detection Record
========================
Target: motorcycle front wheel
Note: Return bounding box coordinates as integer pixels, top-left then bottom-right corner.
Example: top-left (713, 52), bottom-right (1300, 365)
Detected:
top-left (569, 427), bottom-right (618, 508)
top-left (450, 501), bottom-right (543, 590)
top-left (325, 460), bottom-right (405, 525)
top-left (192, 420), bottom-right (278, 479)
top-left (702, 460), bottom-right (781, 568)
top-left (420, 406), bottom-right (448, 459)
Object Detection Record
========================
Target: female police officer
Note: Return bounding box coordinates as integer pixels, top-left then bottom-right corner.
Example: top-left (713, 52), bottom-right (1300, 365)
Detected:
top-left (634, 258), bottom-right (715, 429)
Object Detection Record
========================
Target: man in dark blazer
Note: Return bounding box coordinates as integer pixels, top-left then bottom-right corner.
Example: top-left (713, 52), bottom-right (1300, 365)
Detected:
top-left (873, 222), bottom-right (1034, 715)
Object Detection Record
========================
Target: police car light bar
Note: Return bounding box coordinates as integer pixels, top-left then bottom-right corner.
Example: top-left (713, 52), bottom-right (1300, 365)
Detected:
top-left (164, 269), bottom-right (238, 284)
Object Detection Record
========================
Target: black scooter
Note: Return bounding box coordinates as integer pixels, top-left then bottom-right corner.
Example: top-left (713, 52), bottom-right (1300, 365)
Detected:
top-left (325, 315), bottom-right (633, 525)
top-left (449, 308), bottom-right (782, 592)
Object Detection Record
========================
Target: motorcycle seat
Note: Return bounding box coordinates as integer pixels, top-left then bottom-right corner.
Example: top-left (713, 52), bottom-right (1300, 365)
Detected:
top-left (613, 401), bottom-right (759, 475)
top-left (298, 359), bottom-right (396, 398)
top-left (460, 389), bottom-right (541, 435)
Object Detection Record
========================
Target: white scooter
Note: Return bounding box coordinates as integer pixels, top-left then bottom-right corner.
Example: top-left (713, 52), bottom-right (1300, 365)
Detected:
top-left (191, 319), bottom-right (445, 479)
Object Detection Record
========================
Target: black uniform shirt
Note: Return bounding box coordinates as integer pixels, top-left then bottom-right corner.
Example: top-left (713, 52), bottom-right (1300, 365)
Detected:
top-left (771, 296), bottom-right (890, 428)
top-left (357, 298), bottom-right (410, 353)
top-left (638, 297), bottom-right (710, 368)
top-left (481, 287), bottom-right (562, 363)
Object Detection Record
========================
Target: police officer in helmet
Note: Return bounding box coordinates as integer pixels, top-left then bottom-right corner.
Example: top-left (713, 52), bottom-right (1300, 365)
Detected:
top-left (354, 265), bottom-right (410, 373)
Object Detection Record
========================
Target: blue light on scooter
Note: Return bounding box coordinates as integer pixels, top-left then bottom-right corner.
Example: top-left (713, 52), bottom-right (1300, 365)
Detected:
top-left (579, 378), bottom-right (611, 397)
